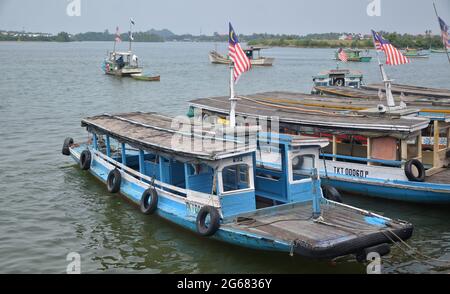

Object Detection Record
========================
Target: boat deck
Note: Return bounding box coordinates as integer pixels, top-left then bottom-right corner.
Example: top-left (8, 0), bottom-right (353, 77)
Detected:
top-left (426, 168), bottom-right (450, 184)
top-left (224, 201), bottom-right (412, 258)
top-left (81, 112), bottom-right (254, 161)
top-left (363, 83), bottom-right (450, 99)
top-left (190, 92), bottom-right (429, 133)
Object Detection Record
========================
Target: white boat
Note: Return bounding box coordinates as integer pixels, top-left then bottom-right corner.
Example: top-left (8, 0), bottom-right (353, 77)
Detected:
top-left (209, 47), bottom-right (274, 66)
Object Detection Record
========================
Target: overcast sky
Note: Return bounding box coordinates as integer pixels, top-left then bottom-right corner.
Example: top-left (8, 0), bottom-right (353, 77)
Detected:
top-left (0, 0), bottom-right (449, 35)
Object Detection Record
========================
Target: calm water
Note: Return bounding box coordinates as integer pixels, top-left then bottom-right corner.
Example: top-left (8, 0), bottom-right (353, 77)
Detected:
top-left (1, 41), bottom-right (450, 273)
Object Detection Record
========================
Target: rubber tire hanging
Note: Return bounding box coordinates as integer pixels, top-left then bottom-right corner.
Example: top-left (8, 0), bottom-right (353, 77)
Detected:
top-left (140, 187), bottom-right (158, 215)
top-left (79, 150), bottom-right (91, 170)
top-left (196, 206), bottom-right (221, 237)
top-left (107, 169), bottom-right (121, 193)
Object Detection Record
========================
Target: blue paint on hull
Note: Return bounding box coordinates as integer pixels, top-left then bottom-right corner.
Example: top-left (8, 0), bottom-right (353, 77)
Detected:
top-left (322, 176), bottom-right (450, 204)
top-left (71, 149), bottom-right (291, 253)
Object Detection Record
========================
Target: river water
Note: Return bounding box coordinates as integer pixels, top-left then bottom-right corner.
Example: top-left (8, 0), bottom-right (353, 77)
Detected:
top-left (1, 41), bottom-right (450, 273)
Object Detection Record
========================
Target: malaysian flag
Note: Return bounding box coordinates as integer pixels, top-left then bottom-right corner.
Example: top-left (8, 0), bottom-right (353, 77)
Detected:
top-left (115, 26), bottom-right (121, 43)
top-left (371, 30), bottom-right (409, 65)
top-left (228, 23), bottom-right (251, 81)
top-left (337, 48), bottom-right (348, 62)
top-left (438, 17), bottom-right (450, 50)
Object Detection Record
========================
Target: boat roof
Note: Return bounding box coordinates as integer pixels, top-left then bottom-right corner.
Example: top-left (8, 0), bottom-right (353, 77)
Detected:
top-left (111, 51), bottom-right (132, 56)
top-left (244, 46), bottom-right (269, 51)
top-left (314, 68), bottom-right (363, 77)
top-left (189, 91), bottom-right (430, 136)
top-left (81, 112), bottom-right (256, 162)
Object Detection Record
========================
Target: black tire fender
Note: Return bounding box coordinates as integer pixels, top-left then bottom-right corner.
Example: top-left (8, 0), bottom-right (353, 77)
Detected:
top-left (107, 169), bottom-right (121, 193)
top-left (140, 187), bottom-right (158, 215)
top-left (404, 159), bottom-right (425, 182)
top-left (196, 206), bottom-right (221, 237)
top-left (62, 137), bottom-right (73, 156)
top-left (79, 150), bottom-right (91, 170)
top-left (322, 185), bottom-right (343, 203)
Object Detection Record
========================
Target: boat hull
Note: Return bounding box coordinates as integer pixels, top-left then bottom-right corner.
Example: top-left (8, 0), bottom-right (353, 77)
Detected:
top-left (209, 51), bottom-right (274, 66)
top-left (321, 175), bottom-right (450, 204)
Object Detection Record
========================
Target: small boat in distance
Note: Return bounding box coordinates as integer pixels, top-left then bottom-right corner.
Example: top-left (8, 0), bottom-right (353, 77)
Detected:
top-left (402, 48), bottom-right (430, 58)
top-left (430, 49), bottom-right (447, 53)
top-left (209, 46), bottom-right (274, 66)
top-left (311, 68), bottom-right (364, 94)
top-left (131, 73), bottom-right (161, 82)
top-left (334, 49), bottom-right (372, 62)
top-left (103, 51), bottom-right (143, 76)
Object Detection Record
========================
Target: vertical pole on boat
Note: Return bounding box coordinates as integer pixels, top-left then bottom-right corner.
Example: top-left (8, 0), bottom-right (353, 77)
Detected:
top-left (128, 21), bottom-right (132, 52)
top-left (312, 168), bottom-right (321, 219)
top-left (433, 2), bottom-right (450, 64)
top-left (229, 63), bottom-right (237, 128)
top-left (372, 33), bottom-right (396, 108)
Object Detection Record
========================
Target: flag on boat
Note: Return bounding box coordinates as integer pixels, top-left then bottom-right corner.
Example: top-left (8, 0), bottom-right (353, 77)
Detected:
top-left (115, 26), bottom-right (121, 43)
top-left (438, 17), bottom-right (450, 50)
top-left (371, 30), bottom-right (409, 65)
top-left (228, 22), bottom-right (251, 81)
top-left (130, 18), bottom-right (135, 26)
top-left (337, 48), bottom-right (348, 62)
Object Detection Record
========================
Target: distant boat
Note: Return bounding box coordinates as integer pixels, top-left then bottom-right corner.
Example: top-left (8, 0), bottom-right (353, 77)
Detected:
top-left (402, 48), bottom-right (430, 58)
top-left (209, 46), bottom-right (274, 66)
top-left (311, 68), bottom-right (364, 94)
top-left (334, 49), bottom-right (372, 62)
top-left (103, 51), bottom-right (143, 76)
top-left (131, 73), bottom-right (160, 81)
top-left (430, 49), bottom-right (447, 54)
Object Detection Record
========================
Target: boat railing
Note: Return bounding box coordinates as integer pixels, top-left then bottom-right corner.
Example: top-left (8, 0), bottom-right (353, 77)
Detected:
top-left (321, 153), bottom-right (403, 167)
top-left (92, 148), bottom-right (189, 196)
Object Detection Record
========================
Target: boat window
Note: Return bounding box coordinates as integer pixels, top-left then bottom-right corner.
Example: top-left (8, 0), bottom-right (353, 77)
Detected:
top-left (292, 154), bottom-right (315, 181)
top-left (222, 164), bottom-right (250, 193)
top-left (256, 144), bottom-right (282, 171)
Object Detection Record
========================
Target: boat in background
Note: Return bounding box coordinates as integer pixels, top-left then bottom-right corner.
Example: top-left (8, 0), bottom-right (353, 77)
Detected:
top-left (311, 68), bottom-right (364, 94)
top-left (430, 49), bottom-right (447, 53)
top-left (402, 48), bottom-right (430, 59)
top-left (131, 73), bottom-right (161, 81)
top-left (103, 51), bottom-right (143, 76)
top-left (334, 49), bottom-right (372, 62)
top-left (209, 46), bottom-right (274, 66)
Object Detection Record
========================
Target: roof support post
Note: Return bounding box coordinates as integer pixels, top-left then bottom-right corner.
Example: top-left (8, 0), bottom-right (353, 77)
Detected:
top-left (106, 135), bottom-right (111, 157)
top-left (121, 142), bottom-right (127, 166)
top-left (433, 120), bottom-right (440, 168)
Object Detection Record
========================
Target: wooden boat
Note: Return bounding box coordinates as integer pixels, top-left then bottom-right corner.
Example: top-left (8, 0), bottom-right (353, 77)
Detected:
top-left (430, 49), bottom-right (447, 53)
top-left (402, 48), bottom-right (429, 59)
top-left (103, 51), bottom-right (143, 77)
top-left (62, 112), bottom-right (412, 261)
top-left (334, 49), bottom-right (372, 62)
top-left (188, 91), bottom-right (450, 204)
top-left (131, 74), bottom-right (160, 81)
top-left (209, 47), bottom-right (274, 66)
top-left (311, 68), bottom-right (363, 94)
top-left (363, 83), bottom-right (450, 99)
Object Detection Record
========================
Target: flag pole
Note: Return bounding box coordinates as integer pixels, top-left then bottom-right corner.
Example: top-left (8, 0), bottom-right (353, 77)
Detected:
top-left (371, 31), bottom-right (396, 108)
top-left (129, 21), bottom-right (132, 52)
top-left (229, 63), bottom-right (237, 128)
top-left (433, 2), bottom-right (450, 64)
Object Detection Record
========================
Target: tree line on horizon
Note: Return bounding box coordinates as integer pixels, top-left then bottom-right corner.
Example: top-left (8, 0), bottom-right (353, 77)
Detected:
top-left (0, 29), bottom-right (445, 49)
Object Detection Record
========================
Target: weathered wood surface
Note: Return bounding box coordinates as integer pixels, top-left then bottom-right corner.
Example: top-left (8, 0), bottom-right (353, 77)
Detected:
top-left (225, 201), bottom-right (406, 246)
top-left (363, 83), bottom-right (450, 99)
top-left (81, 112), bottom-right (254, 161)
top-left (426, 167), bottom-right (450, 184)
top-left (190, 92), bottom-right (430, 134)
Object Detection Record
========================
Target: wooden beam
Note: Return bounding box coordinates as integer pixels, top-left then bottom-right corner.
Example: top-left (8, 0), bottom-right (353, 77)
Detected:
top-left (332, 135), bottom-right (337, 162)
top-left (417, 133), bottom-right (422, 162)
top-left (433, 120), bottom-right (439, 168)
top-left (367, 137), bottom-right (372, 166)
top-left (401, 140), bottom-right (408, 162)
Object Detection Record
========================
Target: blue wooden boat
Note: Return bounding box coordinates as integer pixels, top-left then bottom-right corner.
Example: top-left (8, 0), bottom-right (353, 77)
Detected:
top-left (188, 90), bottom-right (450, 204)
top-left (62, 112), bottom-right (412, 261)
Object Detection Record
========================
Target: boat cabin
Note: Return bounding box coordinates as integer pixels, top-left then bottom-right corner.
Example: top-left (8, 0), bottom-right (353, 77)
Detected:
top-left (79, 112), bottom-right (327, 219)
top-left (243, 46), bottom-right (265, 60)
top-left (104, 51), bottom-right (142, 76)
top-left (312, 69), bottom-right (363, 92)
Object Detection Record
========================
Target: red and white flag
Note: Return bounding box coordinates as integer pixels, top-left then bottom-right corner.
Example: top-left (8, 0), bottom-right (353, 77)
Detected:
top-left (337, 48), bottom-right (348, 62)
top-left (228, 23), bottom-right (251, 81)
top-left (115, 26), bottom-right (121, 43)
top-left (372, 30), bottom-right (409, 65)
